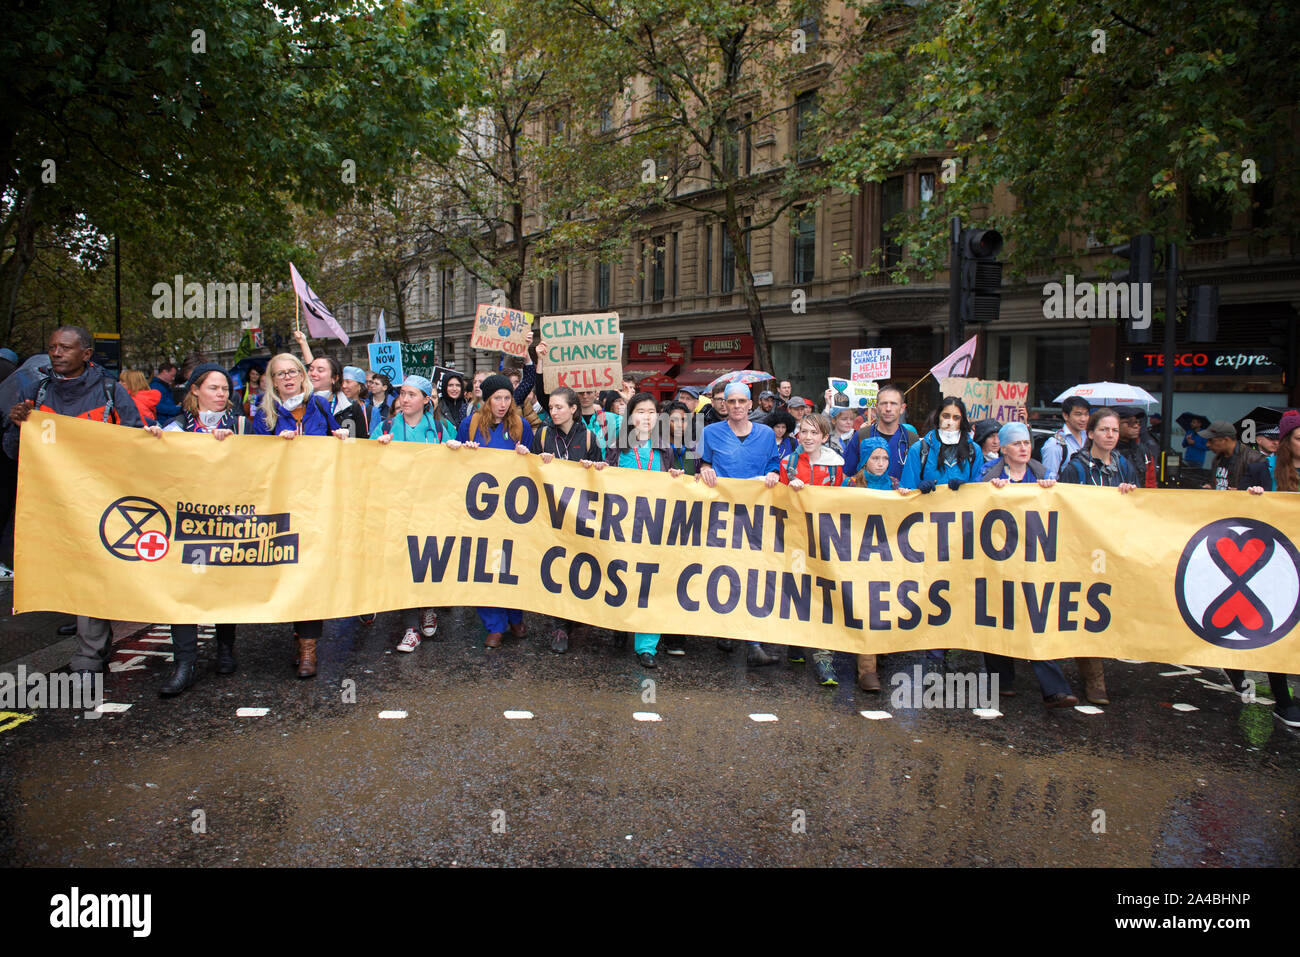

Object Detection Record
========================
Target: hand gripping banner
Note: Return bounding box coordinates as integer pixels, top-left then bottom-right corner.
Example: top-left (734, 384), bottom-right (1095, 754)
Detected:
top-left (13, 413), bottom-right (1300, 671)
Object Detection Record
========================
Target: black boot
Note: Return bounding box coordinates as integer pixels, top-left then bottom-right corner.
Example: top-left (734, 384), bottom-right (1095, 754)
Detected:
top-left (159, 659), bottom-right (197, 697)
top-left (747, 642), bottom-right (778, 667)
top-left (215, 636), bottom-right (237, 675)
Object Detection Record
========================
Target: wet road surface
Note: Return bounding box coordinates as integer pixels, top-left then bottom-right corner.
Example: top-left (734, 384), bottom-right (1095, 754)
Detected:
top-left (1, 605), bottom-right (1297, 866)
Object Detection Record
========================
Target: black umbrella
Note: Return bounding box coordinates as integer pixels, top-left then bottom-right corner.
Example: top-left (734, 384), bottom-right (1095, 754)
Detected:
top-left (229, 356), bottom-right (270, 378)
top-left (1232, 405), bottom-right (1288, 436)
top-left (1175, 411), bottom-right (1209, 431)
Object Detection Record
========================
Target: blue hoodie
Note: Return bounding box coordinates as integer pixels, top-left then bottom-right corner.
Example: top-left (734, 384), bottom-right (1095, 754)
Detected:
top-left (900, 430), bottom-right (983, 489)
top-left (251, 393), bottom-right (338, 437)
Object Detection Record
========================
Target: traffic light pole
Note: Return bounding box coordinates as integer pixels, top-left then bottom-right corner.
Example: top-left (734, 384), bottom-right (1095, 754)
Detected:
top-left (1159, 242), bottom-right (1178, 475)
top-left (948, 216), bottom-right (962, 351)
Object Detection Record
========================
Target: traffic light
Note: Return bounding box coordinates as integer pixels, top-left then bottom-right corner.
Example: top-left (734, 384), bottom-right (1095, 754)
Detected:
top-left (958, 228), bottom-right (1003, 324)
top-left (1112, 234), bottom-right (1154, 344)
top-left (1187, 285), bottom-right (1219, 342)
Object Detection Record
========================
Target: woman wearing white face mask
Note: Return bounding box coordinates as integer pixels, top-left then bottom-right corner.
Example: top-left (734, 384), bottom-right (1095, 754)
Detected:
top-left (898, 396), bottom-right (983, 492)
top-left (144, 363), bottom-right (247, 696)
top-left (250, 352), bottom-right (348, 677)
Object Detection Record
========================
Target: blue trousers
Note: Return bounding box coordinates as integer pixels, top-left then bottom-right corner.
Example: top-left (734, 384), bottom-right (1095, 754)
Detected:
top-left (982, 653), bottom-right (1071, 698)
top-left (478, 606), bottom-right (522, 634)
top-left (633, 632), bottom-right (659, 655)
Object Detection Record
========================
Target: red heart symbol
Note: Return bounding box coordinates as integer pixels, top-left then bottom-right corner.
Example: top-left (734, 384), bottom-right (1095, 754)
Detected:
top-left (1215, 537), bottom-right (1264, 576)
top-left (1211, 591), bottom-right (1263, 631)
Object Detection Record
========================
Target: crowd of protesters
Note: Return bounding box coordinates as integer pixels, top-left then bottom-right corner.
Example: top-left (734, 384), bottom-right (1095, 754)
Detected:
top-left (1, 326), bottom-right (1298, 730)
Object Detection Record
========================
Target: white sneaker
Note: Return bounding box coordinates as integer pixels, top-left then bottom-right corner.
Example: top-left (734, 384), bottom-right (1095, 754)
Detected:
top-left (397, 628), bottom-right (421, 653)
top-left (420, 608), bottom-right (438, 637)
top-left (0, 564), bottom-right (12, 580)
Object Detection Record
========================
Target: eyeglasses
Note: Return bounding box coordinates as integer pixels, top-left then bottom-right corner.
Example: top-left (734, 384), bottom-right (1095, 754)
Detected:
top-left (272, 370), bottom-right (301, 379)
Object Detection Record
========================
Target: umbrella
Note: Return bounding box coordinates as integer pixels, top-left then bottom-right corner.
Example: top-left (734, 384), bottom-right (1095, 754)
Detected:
top-left (705, 369), bottom-right (775, 392)
top-left (1232, 405), bottom-right (1288, 435)
top-left (1053, 381), bottom-right (1158, 406)
top-left (229, 355), bottom-right (270, 378)
top-left (1175, 411), bottom-right (1210, 432)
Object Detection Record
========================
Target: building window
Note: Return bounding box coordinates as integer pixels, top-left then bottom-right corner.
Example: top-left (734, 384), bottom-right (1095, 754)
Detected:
top-left (723, 115), bottom-right (752, 180)
top-left (721, 227), bottom-right (735, 293)
top-left (880, 175), bottom-right (904, 268)
top-left (793, 206), bottom-right (815, 284)
top-left (652, 236), bottom-right (666, 302)
top-left (795, 91), bottom-right (818, 163)
top-left (445, 271), bottom-right (456, 314)
top-left (704, 225), bottom-right (713, 293)
top-left (671, 232), bottom-right (678, 298)
top-left (799, 15), bottom-right (820, 46)
top-left (919, 172), bottom-right (936, 214)
top-left (598, 102), bottom-right (613, 133)
top-left (597, 262), bottom-right (611, 308)
top-left (547, 275), bottom-right (560, 313)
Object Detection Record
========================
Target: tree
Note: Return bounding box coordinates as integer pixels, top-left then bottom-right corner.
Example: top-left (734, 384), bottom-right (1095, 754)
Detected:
top-left (817, 0), bottom-right (1300, 279)
top-left (0, 0), bottom-right (485, 339)
top-left (540, 0), bottom-right (835, 373)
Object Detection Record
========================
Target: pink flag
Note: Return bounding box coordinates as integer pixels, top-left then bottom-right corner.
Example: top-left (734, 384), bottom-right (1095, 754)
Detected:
top-left (930, 334), bottom-right (977, 380)
top-left (289, 262), bottom-right (349, 345)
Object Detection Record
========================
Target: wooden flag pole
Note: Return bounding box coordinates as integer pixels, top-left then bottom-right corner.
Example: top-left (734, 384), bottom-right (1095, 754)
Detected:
top-left (294, 291), bottom-right (301, 335)
top-left (904, 371), bottom-right (932, 397)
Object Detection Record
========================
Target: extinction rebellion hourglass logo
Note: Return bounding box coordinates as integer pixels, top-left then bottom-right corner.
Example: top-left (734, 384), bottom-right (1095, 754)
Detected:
top-left (1175, 518), bottom-right (1300, 650)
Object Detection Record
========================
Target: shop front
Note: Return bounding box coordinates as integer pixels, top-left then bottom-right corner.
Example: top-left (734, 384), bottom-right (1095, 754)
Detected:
top-left (674, 334), bottom-right (757, 392)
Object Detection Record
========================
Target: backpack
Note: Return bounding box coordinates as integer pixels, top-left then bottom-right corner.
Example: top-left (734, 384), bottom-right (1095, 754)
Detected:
top-left (34, 373), bottom-right (117, 424)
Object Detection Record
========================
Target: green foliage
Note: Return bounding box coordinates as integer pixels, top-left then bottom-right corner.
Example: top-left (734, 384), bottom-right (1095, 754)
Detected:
top-left (818, 0), bottom-right (1299, 279)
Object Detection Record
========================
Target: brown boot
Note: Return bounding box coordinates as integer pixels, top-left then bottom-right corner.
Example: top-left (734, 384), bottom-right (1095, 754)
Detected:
top-left (296, 638), bottom-right (317, 679)
top-left (1076, 657), bottom-right (1108, 705)
top-left (856, 654), bottom-right (881, 692)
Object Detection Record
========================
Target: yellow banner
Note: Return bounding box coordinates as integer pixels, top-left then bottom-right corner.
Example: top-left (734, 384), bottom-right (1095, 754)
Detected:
top-left (14, 412), bottom-right (1300, 671)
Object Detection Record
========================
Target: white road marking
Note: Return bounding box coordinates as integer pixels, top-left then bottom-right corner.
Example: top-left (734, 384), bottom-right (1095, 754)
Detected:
top-left (858, 710), bottom-right (892, 720)
top-left (972, 708), bottom-right (1002, 719)
top-left (1075, 705), bottom-right (1104, 715)
top-left (503, 710), bottom-right (534, 720)
top-left (1172, 703), bottom-right (1199, 712)
top-left (139, 637), bottom-right (172, 644)
top-left (378, 710), bottom-right (407, 719)
top-left (632, 712), bottom-right (661, 722)
top-left (748, 713), bottom-right (778, 722)
top-left (94, 703), bottom-right (131, 714)
top-left (1159, 665), bottom-right (1201, 677)
top-left (116, 648), bottom-right (174, 658)
top-left (108, 656), bottom-right (148, 673)
top-left (235, 707), bottom-right (269, 717)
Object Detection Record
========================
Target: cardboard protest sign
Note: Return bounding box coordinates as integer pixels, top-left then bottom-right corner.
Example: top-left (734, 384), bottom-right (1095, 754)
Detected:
top-left (368, 342), bottom-right (404, 384)
top-left (851, 347), bottom-right (891, 382)
top-left (828, 377), bottom-right (879, 411)
top-left (471, 304), bottom-right (533, 357)
top-left (940, 377), bottom-right (1029, 422)
top-left (540, 312), bottom-right (623, 391)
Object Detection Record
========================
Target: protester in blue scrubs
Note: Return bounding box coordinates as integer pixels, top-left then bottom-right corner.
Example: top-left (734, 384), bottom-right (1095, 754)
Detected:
top-left (695, 382), bottom-right (782, 666)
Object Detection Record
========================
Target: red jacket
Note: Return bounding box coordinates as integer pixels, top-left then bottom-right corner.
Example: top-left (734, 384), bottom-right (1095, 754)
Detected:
top-left (778, 447), bottom-right (849, 487)
top-left (131, 388), bottom-right (161, 424)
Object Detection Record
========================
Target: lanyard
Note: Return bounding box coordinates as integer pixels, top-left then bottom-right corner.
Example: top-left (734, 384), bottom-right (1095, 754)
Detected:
top-left (633, 445), bottom-right (656, 470)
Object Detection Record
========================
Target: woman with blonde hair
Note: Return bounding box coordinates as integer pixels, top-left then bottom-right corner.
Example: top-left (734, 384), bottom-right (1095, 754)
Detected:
top-left (121, 369), bottom-right (162, 426)
top-left (250, 352), bottom-right (349, 677)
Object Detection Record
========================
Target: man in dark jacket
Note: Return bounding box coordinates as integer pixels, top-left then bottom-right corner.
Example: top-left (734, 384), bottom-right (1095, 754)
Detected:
top-left (1116, 406), bottom-right (1159, 488)
top-left (1199, 420), bottom-right (1270, 491)
top-left (6, 326), bottom-right (143, 672)
top-left (149, 362), bottom-right (182, 426)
